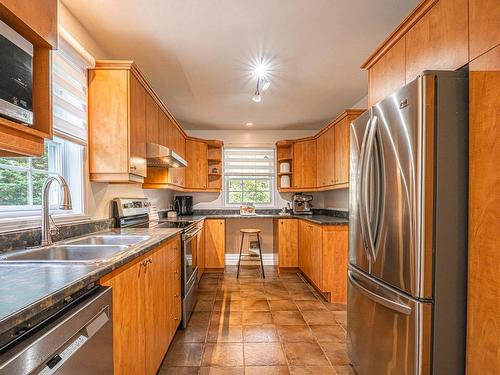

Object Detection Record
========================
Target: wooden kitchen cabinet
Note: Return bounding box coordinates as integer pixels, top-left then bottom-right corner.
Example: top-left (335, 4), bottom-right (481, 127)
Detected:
top-left (469, 0), bottom-right (500, 61)
top-left (299, 221), bottom-right (323, 288)
top-left (274, 219), bottom-right (299, 268)
top-left (333, 117), bottom-right (349, 185)
top-left (205, 219), bottom-right (225, 269)
top-left (367, 37), bottom-right (406, 106)
top-left (293, 139), bottom-right (317, 189)
top-left (89, 61), bottom-right (149, 183)
top-left (316, 127), bottom-right (335, 188)
top-left (466, 45), bottom-right (500, 375)
top-left (145, 93), bottom-right (159, 144)
top-left (298, 220), bottom-right (348, 303)
top-left (100, 235), bottom-right (181, 375)
top-left (185, 139), bottom-right (208, 189)
top-left (405, 0), bottom-right (468, 82)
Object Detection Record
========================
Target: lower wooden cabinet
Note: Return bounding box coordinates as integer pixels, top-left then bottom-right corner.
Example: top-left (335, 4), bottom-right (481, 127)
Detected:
top-left (274, 219), bottom-right (299, 268)
top-left (100, 235), bottom-right (181, 375)
top-left (205, 219), bottom-right (225, 268)
top-left (297, 221), bottom-right (348, 303)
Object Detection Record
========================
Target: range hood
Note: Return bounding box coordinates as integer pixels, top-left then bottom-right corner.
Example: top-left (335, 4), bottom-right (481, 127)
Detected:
top-left (146, 143), bottom-right (188, 168)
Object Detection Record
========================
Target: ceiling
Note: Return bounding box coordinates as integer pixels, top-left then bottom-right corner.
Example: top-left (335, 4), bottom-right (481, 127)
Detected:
top-left (63, 0), bottom-right (418, 130)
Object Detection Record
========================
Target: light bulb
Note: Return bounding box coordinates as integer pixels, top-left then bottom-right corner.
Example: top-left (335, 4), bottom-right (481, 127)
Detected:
top-left (252, 90), bottom-right (261, 103)
top-left (254, 62), bottom-right (268, 78)
top-left (261, 77), bottom-right (270, 91)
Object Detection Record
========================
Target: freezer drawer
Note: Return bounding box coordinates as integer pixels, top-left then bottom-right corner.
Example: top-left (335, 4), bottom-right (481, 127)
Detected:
top-left (347, 268), bottom-right (431, 375)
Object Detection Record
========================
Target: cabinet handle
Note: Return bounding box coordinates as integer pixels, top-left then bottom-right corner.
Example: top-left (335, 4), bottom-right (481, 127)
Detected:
top-left (130, 165), bottom-right (137, 170)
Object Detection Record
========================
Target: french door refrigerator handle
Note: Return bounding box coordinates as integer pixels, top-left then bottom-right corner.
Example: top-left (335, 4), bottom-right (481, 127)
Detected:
top-left (357, 117), bottom-right (373, 262)
top-left (361, 116), bottom-right (378, 261)
top-left (348, 270), bottom-right (411, 315)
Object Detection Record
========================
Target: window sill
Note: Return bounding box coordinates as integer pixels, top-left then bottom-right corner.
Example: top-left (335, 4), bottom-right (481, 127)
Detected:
top-left (0, 213), bottom-right (91, 234)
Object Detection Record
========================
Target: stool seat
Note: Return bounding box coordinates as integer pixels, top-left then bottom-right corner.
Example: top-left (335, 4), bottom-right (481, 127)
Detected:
top-left (240, 228), bottom-right (261, 234)
top-left (237, 228), bottom-right (265, 278)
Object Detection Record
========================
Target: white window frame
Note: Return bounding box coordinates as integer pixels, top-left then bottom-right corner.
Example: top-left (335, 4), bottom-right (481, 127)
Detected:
top-left (223, 147), bottom-right (276, 208)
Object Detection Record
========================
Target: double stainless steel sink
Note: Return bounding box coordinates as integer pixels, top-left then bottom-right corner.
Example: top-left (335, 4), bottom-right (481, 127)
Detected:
top-left (0, 234), bottom-right (151, 263)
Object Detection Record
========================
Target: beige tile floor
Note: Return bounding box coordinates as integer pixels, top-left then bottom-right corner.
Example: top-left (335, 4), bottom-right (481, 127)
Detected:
top-left (159, 266), bottom-right (355, 375)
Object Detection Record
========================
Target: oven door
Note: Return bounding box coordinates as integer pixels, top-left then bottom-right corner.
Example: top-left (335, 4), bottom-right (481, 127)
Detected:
top-left (181, 225), bottom-right (201, 328)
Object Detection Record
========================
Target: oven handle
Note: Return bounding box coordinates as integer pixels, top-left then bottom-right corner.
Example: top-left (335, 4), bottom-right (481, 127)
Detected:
top-left (182, 226), bottom-right (202, 241)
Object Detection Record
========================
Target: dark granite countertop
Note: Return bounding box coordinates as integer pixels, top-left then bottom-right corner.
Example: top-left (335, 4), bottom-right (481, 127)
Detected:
top-left (168, 213), bottom-right (349, 226)
top-left (0, 227), bottom-right (182, 344)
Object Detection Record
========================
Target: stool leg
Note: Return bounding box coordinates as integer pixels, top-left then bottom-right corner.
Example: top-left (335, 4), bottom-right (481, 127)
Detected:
top-left (237, 232), bottom-right (244, 278)
top-left (257, 233), bottom-right (265, 278)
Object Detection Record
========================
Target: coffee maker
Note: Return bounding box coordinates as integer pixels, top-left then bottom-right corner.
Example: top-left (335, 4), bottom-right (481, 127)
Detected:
top-left (292, 193), bottom-right (313, 214)
top-left (173, 196), bottom-right (193, 216)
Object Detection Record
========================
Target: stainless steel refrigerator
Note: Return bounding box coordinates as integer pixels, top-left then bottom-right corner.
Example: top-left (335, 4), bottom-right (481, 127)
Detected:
top-left (347, 71), bottom-right (468, 375)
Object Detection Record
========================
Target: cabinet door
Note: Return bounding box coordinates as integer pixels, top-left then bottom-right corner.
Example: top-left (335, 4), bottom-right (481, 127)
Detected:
top-left (405, 0), bottom-right (468, 82)
top-left (100, 257), bottom-right (146, 375)
top-left (129, 74), bottom-right (147, 177)
top-left (278, 219), bottom-right (299, 267)
top-left (293, 139), bottom-right (317, 189)
top-left (316, 127), bottom-right (335, 187)
top-left (172, 238), bottom-right (182, 325)
top-left (205, 219), bottom-right (225, 268)
top-left (145, 94), bottom-right (159, 144)
top-left (334, 118), bottom-right (349, 184)
top-left (467, 45), bottom-right (500, 375)
top-left (186, 139), bottom-right (208, 189)
top-left (368, 37), bottom-right (406, 105)
top-left (158, 110), bottom-right (169, 148)
top-left (308, 223), bottom-right (323, 288)
top-left (298, 221), bottom-right (310, 275)
top-left (144, 246), bottom-right (170, 375)
top-left (322, 226), bottom-right (348, 303)
top-left (469, 0), bottom-right (500, 61)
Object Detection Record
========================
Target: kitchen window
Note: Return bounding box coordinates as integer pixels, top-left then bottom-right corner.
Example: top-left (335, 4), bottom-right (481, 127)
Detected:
top-left (0, 27), bottom-right (92, 221)
top-left (223, 148), bottom-right (275, 207)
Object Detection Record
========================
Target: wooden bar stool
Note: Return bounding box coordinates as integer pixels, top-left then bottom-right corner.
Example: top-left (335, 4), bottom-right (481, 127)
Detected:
top-left (237, 228), bottom-right (265, 278)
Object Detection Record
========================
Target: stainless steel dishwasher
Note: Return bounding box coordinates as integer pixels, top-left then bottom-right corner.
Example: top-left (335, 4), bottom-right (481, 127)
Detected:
top-left (0, 286), bottom-right (113, 375)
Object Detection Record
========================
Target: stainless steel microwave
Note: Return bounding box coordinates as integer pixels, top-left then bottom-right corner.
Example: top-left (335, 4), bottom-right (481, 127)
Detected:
top-left (0, 34), bottom-right (33, 125)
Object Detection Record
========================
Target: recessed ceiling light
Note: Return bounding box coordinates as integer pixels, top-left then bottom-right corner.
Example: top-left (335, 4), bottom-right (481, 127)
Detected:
top-left (246, 122), bottom-right (253, 126)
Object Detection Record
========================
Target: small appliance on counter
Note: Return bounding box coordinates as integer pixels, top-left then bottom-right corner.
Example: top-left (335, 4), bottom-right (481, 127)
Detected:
top-left (292, 193), bottom-right (313, 214)
top-left (173, 196), bottom-right (193, 216)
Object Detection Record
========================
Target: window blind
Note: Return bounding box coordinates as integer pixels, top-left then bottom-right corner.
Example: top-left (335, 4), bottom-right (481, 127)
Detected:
top-left (223, 148), bottom-right (275, 175)
top-left (52, 27), bottom-right (95, 143)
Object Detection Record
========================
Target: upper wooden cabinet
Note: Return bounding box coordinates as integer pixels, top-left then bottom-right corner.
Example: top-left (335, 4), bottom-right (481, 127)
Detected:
top-left (0, 0), bottom-right (56, 157)
top-left (145, 93), bottom-right (159, 145)
top-left (277, 109), bottom-right (364, 192)
top-left (333, 116), bottom-right (350, 185)
top-left (0, 0), bottom-right (57, 47)
top-left (316, 126), bottom-right (335, 188)
top-left (368, 37), bottom-right (406, 105)
top-left (469, 0), bottom-right (500, 61)
top-left (363, 0), bottom-right (470, 104)
top-left (293, 139), bottom-right (317, 189)
top-left (405, 0), bottom-right (468, 82)
top-left (185, 139), bottom-right (208, 189)
top-left (88, 61), bottom-right (148, 183)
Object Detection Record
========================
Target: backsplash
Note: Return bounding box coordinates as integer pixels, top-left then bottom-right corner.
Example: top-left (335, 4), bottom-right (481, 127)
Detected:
top-left (0, 219), bottom-right (114, 253)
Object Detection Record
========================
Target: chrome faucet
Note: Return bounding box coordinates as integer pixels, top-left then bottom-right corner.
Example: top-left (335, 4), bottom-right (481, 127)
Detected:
top-left (41, 175), bottom-right (73, 246)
